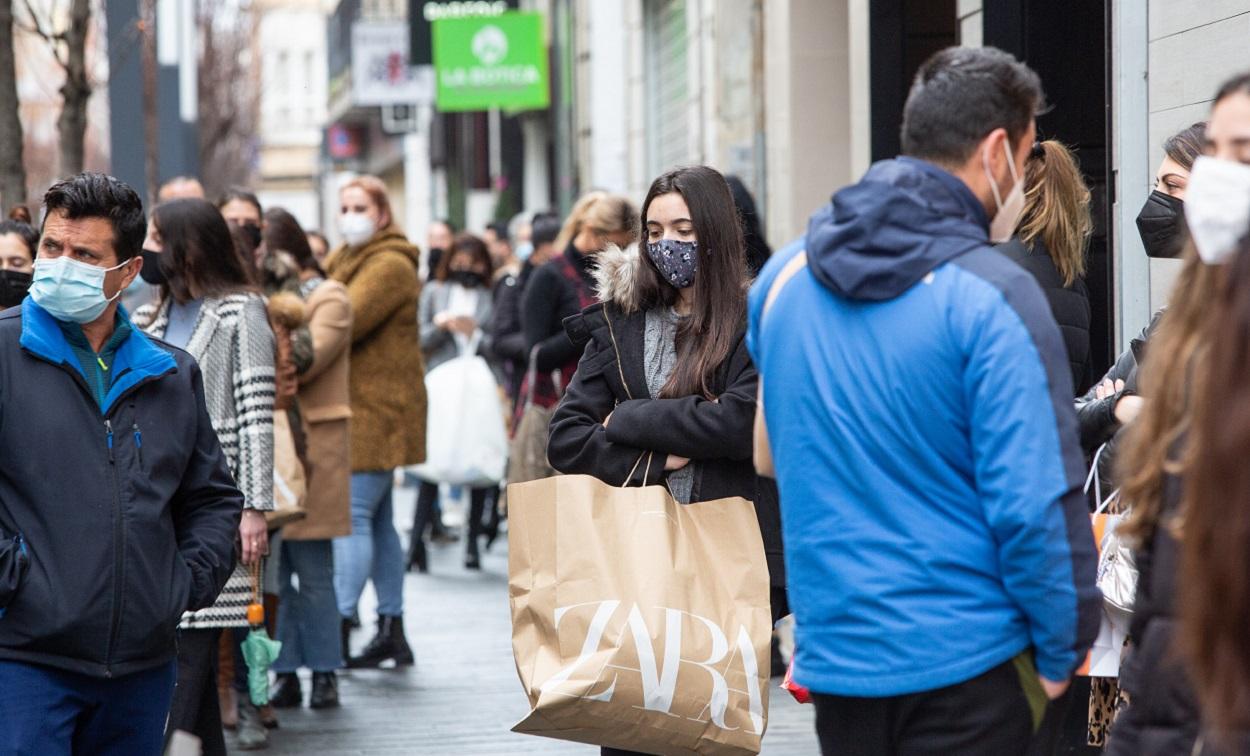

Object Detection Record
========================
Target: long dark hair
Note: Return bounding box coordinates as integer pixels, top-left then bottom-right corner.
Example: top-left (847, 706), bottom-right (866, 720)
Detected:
top-left (264, 207), bottom-right (320, 275)
top-left (154, 198), bottom-right (254, 303)
top-left (435, 232), bottom-right (493, 284)
top-left (637, 166), bottom-right (747, 400)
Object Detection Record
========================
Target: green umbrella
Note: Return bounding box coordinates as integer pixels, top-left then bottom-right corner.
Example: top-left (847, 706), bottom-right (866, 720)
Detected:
top-left (241, 623), bottom-right (283, 707)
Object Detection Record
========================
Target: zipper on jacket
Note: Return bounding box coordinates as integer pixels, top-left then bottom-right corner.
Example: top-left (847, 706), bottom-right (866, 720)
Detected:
top-left (132, 422), bottom-right (144, 468)
top-left (102, 419), bottom-right (125, 677)
top-left (603, 308), bottom-right (634, 400)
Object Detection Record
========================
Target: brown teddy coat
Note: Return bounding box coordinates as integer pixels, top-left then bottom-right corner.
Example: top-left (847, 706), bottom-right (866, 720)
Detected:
top-left (326, 226), bottom-right (427, 471)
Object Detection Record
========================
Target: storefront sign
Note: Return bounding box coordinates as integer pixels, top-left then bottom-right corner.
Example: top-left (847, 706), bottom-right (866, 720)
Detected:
top-left (351, 21), bottom-right (433, 106)
top-left (432, 11), bottom-right (549, 112)
top-left (408, 0), bottom-right (518, 65)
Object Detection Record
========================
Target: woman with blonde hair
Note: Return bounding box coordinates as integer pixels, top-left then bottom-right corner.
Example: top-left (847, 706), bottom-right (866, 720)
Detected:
top-left (518, 191), bottom-right (637, 417)
top-left (999, 140), bottom-right (1093, 393)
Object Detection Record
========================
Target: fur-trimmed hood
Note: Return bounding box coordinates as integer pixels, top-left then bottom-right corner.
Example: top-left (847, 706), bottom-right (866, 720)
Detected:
top-left (591, 243), bottom-right (644, 313)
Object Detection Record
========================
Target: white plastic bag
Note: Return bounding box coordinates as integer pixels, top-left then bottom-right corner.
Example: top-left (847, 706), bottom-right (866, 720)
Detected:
top-left (412, 337), bottom-right (507, 486)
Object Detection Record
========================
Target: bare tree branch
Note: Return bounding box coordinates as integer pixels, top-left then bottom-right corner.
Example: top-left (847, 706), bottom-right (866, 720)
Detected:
top-left (0, 0), bottom-right (27, 208)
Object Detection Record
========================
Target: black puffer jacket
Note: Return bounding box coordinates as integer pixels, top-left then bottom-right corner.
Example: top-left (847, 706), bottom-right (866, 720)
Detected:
top-left (1106, 475), bottom-right (1198, 755)
top-left (547, 246), bottom-right (785, 587)
top-left (999, 238), bottom-right (1093, 394)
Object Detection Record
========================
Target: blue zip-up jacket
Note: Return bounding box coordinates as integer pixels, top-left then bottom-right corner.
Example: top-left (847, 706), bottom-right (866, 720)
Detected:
top-left (747, 157), bottom-right (1100, 696)
top-left (0, 298), bottom-right (242, 678)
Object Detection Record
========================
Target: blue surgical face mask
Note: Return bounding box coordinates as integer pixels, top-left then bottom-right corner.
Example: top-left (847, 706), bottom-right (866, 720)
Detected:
top-left (515, 241), bottom-right (534, 262)
top-left (645, 238), bottom-right (699, 289)
top-left (29, 255), bottom-right (130, 324)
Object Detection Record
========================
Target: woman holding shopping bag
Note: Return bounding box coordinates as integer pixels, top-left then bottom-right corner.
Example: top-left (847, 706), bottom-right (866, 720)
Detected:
top-left (547, 165), bottom-right (785, 756)
top-left (410, 233), bottom-right (500, 572)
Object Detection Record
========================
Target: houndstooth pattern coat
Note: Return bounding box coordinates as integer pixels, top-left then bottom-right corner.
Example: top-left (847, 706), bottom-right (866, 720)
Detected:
top-left (135, 293), bottom-right (276, 628)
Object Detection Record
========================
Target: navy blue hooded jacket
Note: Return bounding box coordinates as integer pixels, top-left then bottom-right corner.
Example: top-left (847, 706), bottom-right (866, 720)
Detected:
top-left (0, 298), bottom-right (242, 678)
top-left (747, 157), bottom-right (1100, 696)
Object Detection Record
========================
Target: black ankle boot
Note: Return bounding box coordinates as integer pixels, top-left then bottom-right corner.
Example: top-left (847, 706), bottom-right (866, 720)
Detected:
top-left (269, 672), bottom-right (302, 708)
top-left (310, 671), bottom-right (340, 709)
top-left (347, 615), bottom-right (415, 668)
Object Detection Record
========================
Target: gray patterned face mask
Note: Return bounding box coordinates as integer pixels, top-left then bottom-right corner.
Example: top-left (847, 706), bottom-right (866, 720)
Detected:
top-left (646, 239), bottom-right (699, 289)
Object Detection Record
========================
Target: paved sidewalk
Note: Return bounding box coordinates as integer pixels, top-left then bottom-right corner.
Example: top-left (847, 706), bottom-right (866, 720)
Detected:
top-left (254, 481), bottom-right (819, 755)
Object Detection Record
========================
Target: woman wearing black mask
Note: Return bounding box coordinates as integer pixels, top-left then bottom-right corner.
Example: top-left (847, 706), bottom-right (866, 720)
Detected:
top-left (0, 216), bottom-right (37, 309)
top-left (1077, 122), bottom-right (1205, 469)
top-left (409, 233), bottom-right (497, 571)
top-left (1135, 122), bottom-right (1205, 259)
top-left (1067, 122), bottom-right (1205, 750)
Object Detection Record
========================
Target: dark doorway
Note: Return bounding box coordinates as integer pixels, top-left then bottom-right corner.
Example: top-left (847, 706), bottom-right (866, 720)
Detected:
top-left (984, 1), bottom-right (1112, 386)
top-left (868, 0), bottom-right (958, 161)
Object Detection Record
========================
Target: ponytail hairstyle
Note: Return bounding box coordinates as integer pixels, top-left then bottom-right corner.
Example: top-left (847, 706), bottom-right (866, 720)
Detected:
top-left (1015, 140), bottom-right (1091, 287)
top-left (636, 165), bottom-right (748, 400)
top-left (1181, 234), bottom-right (1250, 738)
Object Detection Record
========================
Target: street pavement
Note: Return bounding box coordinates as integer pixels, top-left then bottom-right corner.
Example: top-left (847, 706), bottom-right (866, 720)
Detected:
top-left (253, 479), bottom-right (819, 755)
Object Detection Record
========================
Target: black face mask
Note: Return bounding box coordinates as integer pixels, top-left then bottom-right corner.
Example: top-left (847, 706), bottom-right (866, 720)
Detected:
top-left (0, 268), bottom-right (31, 308)
top-left (238, 223), bottom-right (263, 250)
top-left (448, 270), bottom-right (486, 289)
top-left (1136, 190), bottom-right (1186, 259)
top-left (139, 247), bottom-right (167, 285)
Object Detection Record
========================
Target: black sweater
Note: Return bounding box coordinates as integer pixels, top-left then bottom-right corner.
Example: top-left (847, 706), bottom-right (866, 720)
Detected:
top-left (548, 301), bottom-right (785, 587)
top-left (521, 245), bottom-right (597, 373)
top-left (998, 238), bottom-right (1093, 394)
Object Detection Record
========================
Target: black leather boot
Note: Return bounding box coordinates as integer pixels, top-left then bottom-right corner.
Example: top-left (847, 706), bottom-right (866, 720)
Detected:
top-left (309, 671), bottom-right (340, 709)
top-left (269, 672), bottom-right (302, 708)
top-left (347, 615), bottom-right (415, 668)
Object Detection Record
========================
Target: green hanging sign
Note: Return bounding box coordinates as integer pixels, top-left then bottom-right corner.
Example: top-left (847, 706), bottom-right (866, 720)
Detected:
top-left (433, 11), bottom-right (550, 112)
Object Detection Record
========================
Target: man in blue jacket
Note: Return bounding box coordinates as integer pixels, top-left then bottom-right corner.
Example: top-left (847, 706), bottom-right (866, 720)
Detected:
top-left (748, 47), bottom-right (1100, 754)
top-left (0, 174), bottom-right (243, 754)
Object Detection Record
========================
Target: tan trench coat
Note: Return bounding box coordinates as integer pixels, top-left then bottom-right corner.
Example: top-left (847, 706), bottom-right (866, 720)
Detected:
top-left (284, 279), bottom-right (353, 540)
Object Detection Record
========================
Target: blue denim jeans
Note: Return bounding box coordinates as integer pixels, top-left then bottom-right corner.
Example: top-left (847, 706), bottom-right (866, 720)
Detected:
top-left (275, 539), bottom-right (344, 673)
top-left (333, 471), bottom-right (405, 617)
top-left (0, 659), bottom-right (176, 756)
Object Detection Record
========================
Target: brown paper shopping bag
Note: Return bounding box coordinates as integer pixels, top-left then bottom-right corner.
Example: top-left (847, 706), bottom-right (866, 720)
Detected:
top-left (508, 473), bottom-right (773, 756)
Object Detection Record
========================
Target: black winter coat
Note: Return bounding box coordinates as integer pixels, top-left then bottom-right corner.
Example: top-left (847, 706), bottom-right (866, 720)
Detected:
top-left (0, 302), bottom-right (242, 678)
top-left (999, 238), bottom-right (1093, 394)
top-left (522, 245), bottom-right (597, 373)
top-left (546, 247), bottom-right (784, 587)
top-left (1106, 475), bottom-right (1199, 755)
top-left (1075, 313), bottom-right (1160, 493)
top-left (490, 261), bottom-right (534, 401)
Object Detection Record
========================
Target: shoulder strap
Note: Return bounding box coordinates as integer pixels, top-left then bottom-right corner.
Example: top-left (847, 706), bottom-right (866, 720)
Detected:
top-left (762, 251), bottom-right (809, 320)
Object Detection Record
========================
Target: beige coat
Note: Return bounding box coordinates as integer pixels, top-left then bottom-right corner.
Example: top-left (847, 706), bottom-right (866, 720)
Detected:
top-left (326, 227), bottom-right (427, 471)
top-left (284, 279), bottom-right (353, 540)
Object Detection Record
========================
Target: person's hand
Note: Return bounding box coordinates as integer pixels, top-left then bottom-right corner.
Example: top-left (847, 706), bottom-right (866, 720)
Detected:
top-left (452, 316), bottom-right (477, 335)
top-left (1093, 379), bottom-right (1124, 400)
top-left (239, 510), bottom-right (268, 566)
top-left (434, 312), bottom-right (453, 330)
top-left (665, 455), bottom-right (690, 471)
top-left (1039, 675), bottom-right (1070, 700)
top-left (1115, 395), bottom-right (1145, 425)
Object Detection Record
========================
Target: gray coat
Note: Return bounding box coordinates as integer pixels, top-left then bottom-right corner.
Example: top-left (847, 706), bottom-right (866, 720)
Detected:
top-left (136, 293), bottom-right (276, 628)
top-left (418, 280), bottom-right (494, 372)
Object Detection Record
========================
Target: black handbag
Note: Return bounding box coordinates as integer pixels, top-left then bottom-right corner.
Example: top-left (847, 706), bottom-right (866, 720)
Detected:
top-left (0, 528), bottom-right (28, 617)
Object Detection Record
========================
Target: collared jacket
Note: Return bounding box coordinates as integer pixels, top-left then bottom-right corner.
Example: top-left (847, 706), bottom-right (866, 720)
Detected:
top-left (326, 227), bottom-right (427, 471)
top-left (747, 157), bottom-right (1100, 696)
top-left (548, 245), bottom-right (785, 587)
top-left (0, 299), bottom-right (242, 678)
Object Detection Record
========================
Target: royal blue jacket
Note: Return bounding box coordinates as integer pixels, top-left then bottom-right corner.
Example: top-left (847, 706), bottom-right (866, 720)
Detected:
top-left (0, 299), bottom-right (242, 678)
top-left (747, 157), bottom-right (1100, 696)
